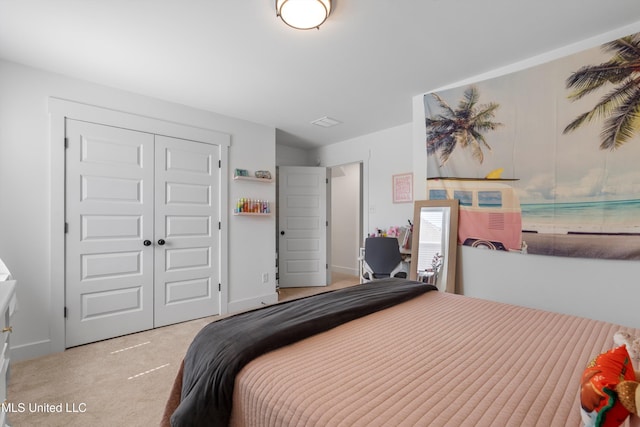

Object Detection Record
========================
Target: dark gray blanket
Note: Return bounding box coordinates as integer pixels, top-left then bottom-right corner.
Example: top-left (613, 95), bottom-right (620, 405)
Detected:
top-left (170, 278), bottom-right (435, 427)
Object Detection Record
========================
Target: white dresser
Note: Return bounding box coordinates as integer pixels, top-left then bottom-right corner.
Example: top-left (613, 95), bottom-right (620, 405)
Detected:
top-left (0, 280), bottom-right (16, 427)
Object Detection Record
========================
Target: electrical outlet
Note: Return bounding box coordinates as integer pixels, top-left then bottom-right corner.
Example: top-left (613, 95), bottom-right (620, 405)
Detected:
top-left (262, 272), bottom-right (269, 283)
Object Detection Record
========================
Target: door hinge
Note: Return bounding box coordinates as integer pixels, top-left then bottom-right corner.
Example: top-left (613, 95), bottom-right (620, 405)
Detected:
top-left (64, 307), bottom-right (67, 318)
top-left (326, 221), bottom-right (329, 227)
top-left (64, 222), bottom-right (69, 233)
top-left (218, 221), bottom-right (221, 230)
top-left (326, 178), bottom-right (328, 184)
top-left (218, 160), bottom-right (221, 168)
top-left (326, 264), bottom-right (328, 269)
top-left (64, 138), bottom-right (69, 148)
top-left (218, 283), bottom-right (221, 292)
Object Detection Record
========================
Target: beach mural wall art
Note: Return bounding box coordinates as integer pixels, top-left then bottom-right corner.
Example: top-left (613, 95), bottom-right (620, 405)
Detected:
top-left (423, 31), bottom-right (640, 261)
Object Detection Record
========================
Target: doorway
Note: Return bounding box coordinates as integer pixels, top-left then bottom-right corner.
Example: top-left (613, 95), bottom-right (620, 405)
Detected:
top-left (277, 166), bottom-right (328, 288)
top-left (275, 163), bottom-right (362, 288)
top-left (329, 162), bottom-right (362, 279)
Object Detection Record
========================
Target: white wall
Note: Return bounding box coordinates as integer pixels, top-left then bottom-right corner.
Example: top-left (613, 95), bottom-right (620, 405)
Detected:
top-left (276, 143), bottom-right (313, 166)
top-left (0, 59), bottom-right (277, 361)
top-left (313, 124), bottom-right (415, 245)
top-left (411, 22), bottom-right (640, 329)
top-left (457, 246), bottom-right (640, 328)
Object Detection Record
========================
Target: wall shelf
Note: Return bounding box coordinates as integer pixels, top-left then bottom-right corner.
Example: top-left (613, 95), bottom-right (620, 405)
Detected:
top-left (233, 175), bottom-right (273, 183)
top-left (233, 212), bottom-right (271, 216)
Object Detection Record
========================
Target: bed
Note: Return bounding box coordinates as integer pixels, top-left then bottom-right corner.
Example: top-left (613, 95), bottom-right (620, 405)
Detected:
top-left (161, 278), bottom-right (640, 427)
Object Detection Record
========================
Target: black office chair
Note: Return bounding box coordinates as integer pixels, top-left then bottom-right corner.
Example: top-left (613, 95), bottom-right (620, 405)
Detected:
top-left (361, 237), bottom-right (407, 283)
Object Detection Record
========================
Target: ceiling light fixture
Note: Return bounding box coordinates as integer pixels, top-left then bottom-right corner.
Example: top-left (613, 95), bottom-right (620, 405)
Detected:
top-left (276, 0), bottom-right (332, 30)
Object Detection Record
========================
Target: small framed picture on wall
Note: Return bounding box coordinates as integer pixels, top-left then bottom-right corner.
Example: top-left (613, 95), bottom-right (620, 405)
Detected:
top-left (392, 173), bottom-right (413, 203)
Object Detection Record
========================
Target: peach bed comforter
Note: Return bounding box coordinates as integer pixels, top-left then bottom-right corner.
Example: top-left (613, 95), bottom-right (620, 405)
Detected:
top-left (228, 291), bottom-right (639, 427)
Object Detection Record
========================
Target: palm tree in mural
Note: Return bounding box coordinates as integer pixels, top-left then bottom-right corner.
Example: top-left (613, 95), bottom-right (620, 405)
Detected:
top-left (564, 33), bottom-right (640, 150)
top-left (426, 85), bottom-right (502, 166)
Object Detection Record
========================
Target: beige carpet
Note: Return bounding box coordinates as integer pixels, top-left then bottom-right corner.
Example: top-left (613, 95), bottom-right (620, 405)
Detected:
top-left (7, 273), bottom-right (359, 427)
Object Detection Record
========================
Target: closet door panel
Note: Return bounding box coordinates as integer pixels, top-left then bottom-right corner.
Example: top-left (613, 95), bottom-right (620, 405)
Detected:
top-left (65, 120), bottom-right (155, 348)
top-left (154, 135), bottom-right (220, 327)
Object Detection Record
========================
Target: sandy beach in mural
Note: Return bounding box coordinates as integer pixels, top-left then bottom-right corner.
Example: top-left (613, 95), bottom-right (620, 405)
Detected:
top-left (519, 199), bottom-right (640, 260)
top-left (522, 231), bottom-right (640, 260)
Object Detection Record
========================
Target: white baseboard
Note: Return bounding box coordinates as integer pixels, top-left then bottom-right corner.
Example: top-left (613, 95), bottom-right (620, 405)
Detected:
top-left (331, 265), bottom-right (358, 276)
top-left (10, 293), bottom-right (278, 363)
top-left (11, 339), bottom-right (54, 363)
top-left (227, 292), bottom-right (278, 314)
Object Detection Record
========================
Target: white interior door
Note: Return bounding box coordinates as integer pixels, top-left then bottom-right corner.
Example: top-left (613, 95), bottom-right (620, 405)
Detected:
top-left (278, 166), bottom-right (327, 287)
top-left (153, 135), bottom-right (220, 327)
top-left (65, 120), bottom-right (154, 347)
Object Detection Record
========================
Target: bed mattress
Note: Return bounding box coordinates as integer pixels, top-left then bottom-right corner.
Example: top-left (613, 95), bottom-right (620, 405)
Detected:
top-left (229, 291), bottom-right (639, 427)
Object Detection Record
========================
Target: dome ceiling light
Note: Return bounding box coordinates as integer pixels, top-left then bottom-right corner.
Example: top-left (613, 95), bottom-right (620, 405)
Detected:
top-left (276, 0), bottom-right (332, 30)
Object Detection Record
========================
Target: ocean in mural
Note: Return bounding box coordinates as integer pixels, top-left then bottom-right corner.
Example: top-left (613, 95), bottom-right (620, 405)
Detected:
top-left (521, 199), bottom-right (640, 234)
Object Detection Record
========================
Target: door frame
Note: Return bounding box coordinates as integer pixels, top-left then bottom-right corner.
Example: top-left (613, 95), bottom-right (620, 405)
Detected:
top-left (328, 162), bottom-right (363, 277)
top-left (49, 98), bottom-right (230, 354)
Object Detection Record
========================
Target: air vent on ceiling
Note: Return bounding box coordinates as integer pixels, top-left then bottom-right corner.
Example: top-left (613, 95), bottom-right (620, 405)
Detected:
top-left (311, 116), bottom-right (342, 128)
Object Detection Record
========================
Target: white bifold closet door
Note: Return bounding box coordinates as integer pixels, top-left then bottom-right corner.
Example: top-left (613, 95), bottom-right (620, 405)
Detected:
top-left (65, 120), bottom-right (220, 348)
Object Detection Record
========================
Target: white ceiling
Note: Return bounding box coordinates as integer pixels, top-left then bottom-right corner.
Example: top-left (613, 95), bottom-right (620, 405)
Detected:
top-left (1, 1), bottom-right (640, 148)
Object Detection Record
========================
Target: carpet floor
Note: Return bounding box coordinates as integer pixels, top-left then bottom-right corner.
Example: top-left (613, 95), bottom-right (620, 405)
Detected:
top-left (6, 274), bottom-right (359, 427)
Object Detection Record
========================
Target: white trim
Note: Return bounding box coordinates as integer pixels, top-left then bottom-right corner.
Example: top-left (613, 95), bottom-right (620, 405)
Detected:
top-left (321, 158), bottom-right (368, 246)
top-left (219, 144), bottom-right (229, 315)
top-left (412, 94), bottom-right (427, 201)
top-left (48, 98), bottom-right (230, 147)
top-left (50, 107), bottom-right (66, 354)
top-left (227, 293), bottom-right (278, 314)
top-left (49, 97), bottom-right (230, 353)
top-left (11, 339), bottom-right (52, 362)
top-left (331, 265), bottom-right (358, 276)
